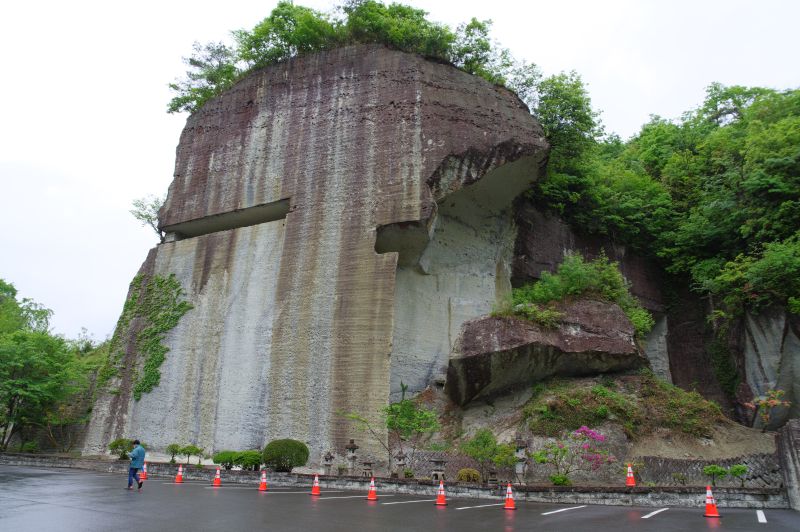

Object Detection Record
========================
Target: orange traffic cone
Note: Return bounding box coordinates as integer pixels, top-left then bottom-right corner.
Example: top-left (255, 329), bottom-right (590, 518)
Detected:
top-left (174, 464), bottom-right (184, 484)
top-left (366, 477), bottom-right (378, 501)
top-left (435, 480), bottom-right (447, 506)
top-left (503, 483), bottom-right (516, 510)
top-left (258, 470), bottom-right (268, 492)
top-left (626, 463), bottom-right (636, 487)
top-left (212, 466), bottom-right (222, 487)
top-left (704, 485), bottom-right (721, 518)
top-left (311, 474), bottom-right (321, 496)
top-left (140, 462), bottom-right (148, 480)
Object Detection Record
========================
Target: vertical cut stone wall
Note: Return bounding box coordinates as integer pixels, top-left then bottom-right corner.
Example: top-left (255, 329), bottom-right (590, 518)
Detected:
top-left (84, 44), bottom-right (546, 460)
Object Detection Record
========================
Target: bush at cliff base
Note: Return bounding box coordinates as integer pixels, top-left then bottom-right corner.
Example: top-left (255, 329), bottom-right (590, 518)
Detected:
top-left (456, 468), bottom-right (481, 483)
top-left (262, 439), bottom-right (309, 472)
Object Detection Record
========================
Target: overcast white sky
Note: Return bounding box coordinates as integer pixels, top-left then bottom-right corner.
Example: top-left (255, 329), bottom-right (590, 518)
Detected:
top-left (1, 0), bottom-right (798, 341)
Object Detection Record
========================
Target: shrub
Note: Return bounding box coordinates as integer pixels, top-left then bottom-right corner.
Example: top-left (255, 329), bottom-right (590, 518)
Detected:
top-left (530, 426), bottom-right (616, 486)
top-left (20, 441), bottom-right (39, 453)
top-left (234, 450), bottom-right (263, 471)
top-left (212, 450), bottom-right (237, 470)
top-left (456, 468), bottom-right (481, 483)
top-left (511, 253), bottom-right (654, 338)
top-left (262, 439), bottom-right (309, 472)
top-left (550, 473), bottom-right (571, 486)
top-left (671, 472), bottom-right (687, 486)
top-left (403, 468), bottom-right (415, 479)
top-left (460, 429), bottom-right (499, 481)
top-left (108, 438), bottom-right (134, 460)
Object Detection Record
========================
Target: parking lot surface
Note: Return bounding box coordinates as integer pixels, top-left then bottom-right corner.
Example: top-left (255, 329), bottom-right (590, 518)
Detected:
top-left (1, 465), bottom-right (797, 531)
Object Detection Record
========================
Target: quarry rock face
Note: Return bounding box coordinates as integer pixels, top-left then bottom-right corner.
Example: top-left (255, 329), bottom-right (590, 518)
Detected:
top-left (740, 308), bottom-right (800, 429)
top-left (83, 44), bottom-right (547, 460)
top-left (445, 300), bottom-right (647, 406)
top-left (511, 202), bottom-right (672, 382)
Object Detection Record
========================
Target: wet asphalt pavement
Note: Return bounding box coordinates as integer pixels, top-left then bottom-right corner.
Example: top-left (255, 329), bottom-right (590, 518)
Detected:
top-left (1, 465), bottom-right (798, 531)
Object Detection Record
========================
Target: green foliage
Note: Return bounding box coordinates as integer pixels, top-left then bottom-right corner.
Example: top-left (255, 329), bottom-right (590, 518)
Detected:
top-left (166, 443), bottom-right (181, 464)
top-left (511, 253), bottom-right (654, 338)
top-left (703, 464), bottom-right (728, 486)
top-left (130, 195), bottom-right (165, 243)
top-left (234, 450), bottom-right (263, 471)
top-left (530, 426), bottom-right (614, 486)
top-left (180, 444), bottom-right (203, 465)
top-left (549, 474), bottom-right (571, 486)
top-left (98, 273), bottom-right (193, 401)
top-left (728, 464), bottom-right (748, 487)
top-left (168, 1), bottom-right (540, 114)
top-left (524, 373), bottom-right (722, 439)
top-left (456, 467), bottom-right (480, 483)
top-left (671, 472), bottom-right (687, 485)
top-left (19, 441), bottom-right (38, 453)
top-left (403, 468), bottom-right (414, 478)
top-left (708, 338), bottom-right (740, 397)
top-left (262, 439), bottom-right (309, 472)
top-left (109, 438), bottom-right (134, 460)
top-left (213, 450), bottom-right (238, 469)
top-left (459, 429), bottom-right (515, 481)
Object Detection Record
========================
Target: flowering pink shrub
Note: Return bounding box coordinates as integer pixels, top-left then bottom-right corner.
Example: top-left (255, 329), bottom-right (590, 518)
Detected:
top-left (530, 426), bottom-right (616, 485)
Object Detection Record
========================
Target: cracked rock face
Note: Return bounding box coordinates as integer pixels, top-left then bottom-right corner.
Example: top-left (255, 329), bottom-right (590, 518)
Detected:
top-left (445, 299), bottom-right (647, 406)
top-left (84, 44), bottom-right (547, 460)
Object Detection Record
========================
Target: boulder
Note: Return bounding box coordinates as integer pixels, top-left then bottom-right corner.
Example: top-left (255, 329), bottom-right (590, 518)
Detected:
top-left (445, 299), bottom-right (647, 406)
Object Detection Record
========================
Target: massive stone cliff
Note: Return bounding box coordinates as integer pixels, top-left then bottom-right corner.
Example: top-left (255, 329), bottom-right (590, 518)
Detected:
top-left (83, 44), bottom-right (548, 460)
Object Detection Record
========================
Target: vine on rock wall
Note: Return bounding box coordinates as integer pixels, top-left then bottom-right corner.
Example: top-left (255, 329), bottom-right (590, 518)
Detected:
top-left (98, 274), bottom-right (193, 400)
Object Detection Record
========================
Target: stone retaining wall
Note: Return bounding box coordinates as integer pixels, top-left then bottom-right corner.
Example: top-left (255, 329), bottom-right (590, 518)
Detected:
top-left (0, 453), bottom-right (787, 509)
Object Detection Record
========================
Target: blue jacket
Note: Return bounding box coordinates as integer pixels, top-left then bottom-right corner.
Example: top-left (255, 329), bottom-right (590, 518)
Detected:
top-left (129, 445), bottom-right (145, 469)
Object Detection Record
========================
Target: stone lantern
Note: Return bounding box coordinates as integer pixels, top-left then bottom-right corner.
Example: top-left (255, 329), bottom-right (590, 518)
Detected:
top-left (394, 451), bottom-right (407, 478)
top-left (345, 439), bottom-right (359, 476)
top-left (323, 451), bottom-right (335, 476)
top-left (430, 457), bottom-right (447, 481)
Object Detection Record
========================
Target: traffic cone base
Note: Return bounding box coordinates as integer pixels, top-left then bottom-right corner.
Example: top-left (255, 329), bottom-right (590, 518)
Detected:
top-left (212, 466), bottom-right (222, 487)
top-left (311, 474), bottom-right (321, 496)
top-left (435, 480), bottom-right (447, 506)
top-left (140, 462), bottom-right (148, 480)
top-left (503, 483), bottom-right (516, 510)
top-left (366, 477), bottom-right (378, 501)
top-left (704, 485), bottom-right (721, 518)
top-left (174, 464), bottom-right (184, 484)
top-left (258, 470), bottom-right (268, 492)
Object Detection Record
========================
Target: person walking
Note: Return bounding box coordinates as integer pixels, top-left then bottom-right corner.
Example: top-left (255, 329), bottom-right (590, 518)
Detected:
top-left (127, 439), bottom-right (146, 491)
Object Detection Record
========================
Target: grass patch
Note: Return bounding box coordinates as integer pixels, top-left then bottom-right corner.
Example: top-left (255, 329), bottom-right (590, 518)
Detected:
top-left (523, 371), bottom-right (723, 439)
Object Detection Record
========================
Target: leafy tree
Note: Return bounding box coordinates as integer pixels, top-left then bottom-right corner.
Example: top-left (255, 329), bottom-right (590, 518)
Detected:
top-left (728, 464), bottom-right (748, 487)
top-left (166, 443), bottom-right (182, 464)
top-left (460, 429), bottom-right (499, 481)
top-left (702, 464), bottom-right (728, 486)
top-left (0, 330), bottom-right (80, 451)
top-left (109, 438), bottom-right (134, 459)
top-left (180, 444), bottom-right (203, 465)
top-left (130, 194), bottom-right (166, 243)
top-left (167, 42), bottom-right (240, 114)
top-left (344, 381), bottom-right (439, 472)
top-left (235, 1), bottom-right (342, 69)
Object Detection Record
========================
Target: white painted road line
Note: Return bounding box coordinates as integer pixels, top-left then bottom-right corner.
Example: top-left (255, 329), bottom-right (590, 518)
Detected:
top-left (455, 503), bottom-right (506, 510)
top-left (317, 495), bottom-right (396, 500)
top-left (757, 510), bottom-right (767, 523)
top-left (642, 508), bottom-right (669, 519)
top-left (381, 499), bottom-right (437, 505)
top-left (202, 489), bottom-right (346, 494)
top-left (542, 505), bottom-right (587, 515)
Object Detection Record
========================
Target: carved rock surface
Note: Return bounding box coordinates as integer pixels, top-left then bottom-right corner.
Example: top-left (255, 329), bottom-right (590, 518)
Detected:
top-left (84, 44), bottom-right (547, 459)
top-left (445, 300), bottom-right (647, 405)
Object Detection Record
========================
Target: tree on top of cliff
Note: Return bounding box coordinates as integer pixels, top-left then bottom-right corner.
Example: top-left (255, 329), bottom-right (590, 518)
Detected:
top-left (167, 1), bottom-right (537, 113)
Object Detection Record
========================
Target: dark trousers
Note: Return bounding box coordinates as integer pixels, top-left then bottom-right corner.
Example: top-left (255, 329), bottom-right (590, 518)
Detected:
top-left (128, 467), bottom-right (140, 488)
